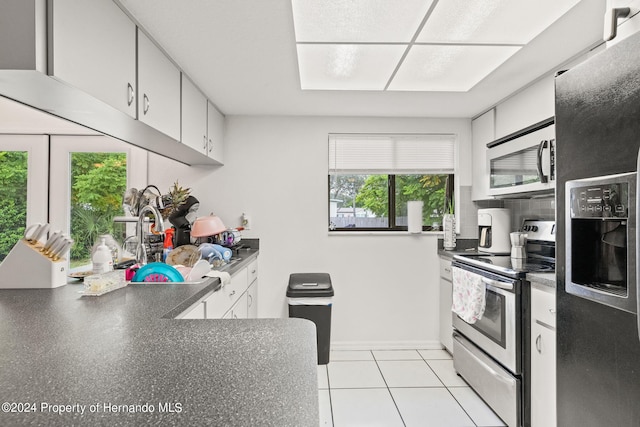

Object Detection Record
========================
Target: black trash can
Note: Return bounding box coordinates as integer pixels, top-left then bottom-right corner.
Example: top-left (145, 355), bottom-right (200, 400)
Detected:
top-left (287, 273), bottom-right (334, 365)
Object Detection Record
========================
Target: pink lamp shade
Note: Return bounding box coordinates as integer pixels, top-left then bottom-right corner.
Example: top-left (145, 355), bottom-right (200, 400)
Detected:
top-left (190, 215), bottom-right (226, 238)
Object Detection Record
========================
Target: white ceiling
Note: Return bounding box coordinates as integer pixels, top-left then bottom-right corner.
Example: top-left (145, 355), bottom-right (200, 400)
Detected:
top-left (291, 0), bottom-right (581, 92)
top-left (116, 0), bottom-right (605, 118)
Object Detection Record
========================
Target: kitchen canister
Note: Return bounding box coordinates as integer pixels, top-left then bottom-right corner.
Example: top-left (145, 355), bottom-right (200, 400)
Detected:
top-left (443, 213), bottom-right (456, 250)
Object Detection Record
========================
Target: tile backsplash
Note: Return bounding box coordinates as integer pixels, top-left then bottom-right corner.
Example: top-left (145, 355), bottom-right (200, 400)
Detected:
top-left (457, 185), bottom-right (555, 238)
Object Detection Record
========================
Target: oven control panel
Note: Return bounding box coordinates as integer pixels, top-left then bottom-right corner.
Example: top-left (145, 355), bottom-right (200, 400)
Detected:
top-left (569, 181), bottom-right (629, 219)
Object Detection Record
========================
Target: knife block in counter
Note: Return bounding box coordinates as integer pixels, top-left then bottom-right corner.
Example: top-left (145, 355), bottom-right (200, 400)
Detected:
top-left (0, 239), bottom-right (67, 288)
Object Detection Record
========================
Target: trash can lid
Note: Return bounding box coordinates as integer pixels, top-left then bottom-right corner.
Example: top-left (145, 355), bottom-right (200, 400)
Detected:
top-left (287, 273), bottom-right (334, 297)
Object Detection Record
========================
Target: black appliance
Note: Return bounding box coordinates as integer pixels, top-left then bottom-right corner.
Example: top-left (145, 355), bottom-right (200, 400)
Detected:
top-left (168, 195), bottom-right (199, 247)
top-left (452, 219), bottom-right (555, 427)
top-left (555, 31), bottom-right (640, 426)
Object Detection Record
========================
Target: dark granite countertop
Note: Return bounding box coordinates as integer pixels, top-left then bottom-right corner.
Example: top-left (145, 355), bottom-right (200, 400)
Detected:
top-left (0, 248), bottom-right (319, 426)
top-left (526, 272), bottom-right (556, 289)
top-left (437, 238), bottom-right (480, 261)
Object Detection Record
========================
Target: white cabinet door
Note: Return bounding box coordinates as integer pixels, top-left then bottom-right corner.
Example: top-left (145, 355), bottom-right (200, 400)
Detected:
top-left (205, 267), bottom-right (249, 319)
top-left (207, 101), bottom-right (225, 164)
top-left (531, 322), bottom-right (556, 427)
top-left (181, 74), bottom-right (208, 154)
top-left (247, 280), bottom-right (258, 318)
top-left (49, 0), bottom-right (136, 117)
top-left (494, 75), bottom-right (555, 139)
top-left (530, 284), bottom-right (557, 427)
top-left (438, 258), bottom-right (453, 353)
top-left (224, 291), bottom-right (248, 319)
top-left (471, 109), bottom-right (494, 201)
top-left (137, 29), bottom-right (180, 141)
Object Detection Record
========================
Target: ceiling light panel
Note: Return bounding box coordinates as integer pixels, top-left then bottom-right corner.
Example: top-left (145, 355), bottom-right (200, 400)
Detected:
top-left (388, 45), bottom-right (521, 92)
top-left (291, 0), bottom-right (434, 42)
top-left (417, 0), bottom-right (581, 44)
top-left (297, 44), bottom-right (406, 90)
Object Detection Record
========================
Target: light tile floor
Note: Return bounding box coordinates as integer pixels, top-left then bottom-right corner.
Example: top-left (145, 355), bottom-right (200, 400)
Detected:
top-left (318, 349), bottom-right (506, 427)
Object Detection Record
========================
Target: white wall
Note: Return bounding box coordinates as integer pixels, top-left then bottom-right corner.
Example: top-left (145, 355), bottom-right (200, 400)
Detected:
top-left (149, 115), bottom-right (472, 349)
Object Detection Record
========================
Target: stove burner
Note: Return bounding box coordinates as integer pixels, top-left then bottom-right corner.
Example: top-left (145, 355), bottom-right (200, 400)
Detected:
top-left (523, 263), bottom-right (554, 272)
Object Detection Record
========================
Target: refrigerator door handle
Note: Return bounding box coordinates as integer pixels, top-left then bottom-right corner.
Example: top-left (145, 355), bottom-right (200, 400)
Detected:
top-left (537, 140), bottom-right (549, 184)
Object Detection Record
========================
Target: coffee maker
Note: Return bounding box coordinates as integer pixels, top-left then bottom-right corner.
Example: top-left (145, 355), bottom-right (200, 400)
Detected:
top-left (168, 196), bottom-right (200, 247)
top-left (477, 208), bottom-right (511, 254)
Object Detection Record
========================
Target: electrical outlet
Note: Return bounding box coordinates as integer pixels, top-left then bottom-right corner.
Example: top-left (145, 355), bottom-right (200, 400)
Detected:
top-left (241, 213), bottom-right (250, 230)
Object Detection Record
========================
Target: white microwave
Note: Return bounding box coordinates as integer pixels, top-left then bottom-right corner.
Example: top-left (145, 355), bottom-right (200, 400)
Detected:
top-left (487, 121), bottom-right (555, 197)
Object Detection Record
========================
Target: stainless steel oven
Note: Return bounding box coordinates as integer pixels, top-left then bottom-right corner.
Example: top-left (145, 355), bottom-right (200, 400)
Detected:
top-left (452, 219), bottom-right (556, 427)
top-left (451, 264), bottom-right (519, 373)
top-left (451, 262), bottom-right (522, 427)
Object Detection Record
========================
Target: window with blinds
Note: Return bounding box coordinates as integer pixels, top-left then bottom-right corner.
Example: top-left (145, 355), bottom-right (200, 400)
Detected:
top-left (328, 134), bottom-right (456, 231)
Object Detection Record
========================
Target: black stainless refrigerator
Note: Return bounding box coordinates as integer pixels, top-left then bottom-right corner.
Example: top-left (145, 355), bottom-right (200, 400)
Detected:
top-left (556, 30), bottom-right (640, 426)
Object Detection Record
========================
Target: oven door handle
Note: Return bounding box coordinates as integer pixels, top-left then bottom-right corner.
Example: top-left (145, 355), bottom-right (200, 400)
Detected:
top-left (481, 277), bottom-right (514, 291)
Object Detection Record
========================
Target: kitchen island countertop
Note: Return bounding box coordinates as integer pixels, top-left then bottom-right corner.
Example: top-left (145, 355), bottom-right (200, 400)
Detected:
top-left (0, 249), bottom-right (319, 426)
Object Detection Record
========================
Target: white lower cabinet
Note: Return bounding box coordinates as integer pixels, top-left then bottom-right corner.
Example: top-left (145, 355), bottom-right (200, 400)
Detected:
top-left (223, 292), bottom-right (248, 319)
top-left (530, 283), bottom-right (556, 427)
top-left (177, 256), bottom-right (259, 320)
top-left (247, 280), bottom-right (258, 318)
top-left (246, 259), bottom-right (258, 318)
top-left (439, 258), bottom-right (453, 353)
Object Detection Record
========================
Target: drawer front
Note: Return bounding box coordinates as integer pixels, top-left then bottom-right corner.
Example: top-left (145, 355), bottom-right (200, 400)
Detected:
top-left (453, 332), bottom-right (519, 427)
top-left (439, 259), bottom-right (452, 281)
top-left (531, 284), bottom-right (556, 328)
top-left (247, 259), bottom-right (258, 284)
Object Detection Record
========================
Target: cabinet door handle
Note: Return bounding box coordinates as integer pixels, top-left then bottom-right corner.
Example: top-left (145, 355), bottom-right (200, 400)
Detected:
top-left (208, 139), bottom-right (213, 153)
top-left (143, 94), bottom-right (150, 114)
top-left (229, 290), bottom-right (236, 297)
top-left (536, 334), bottom-right (542, 353)
top-left (248, 294), bottom-right (253, 307)
top-left (203, 135), bottom-right (207, 150)
top-left (549, 308), bottom-right (556, 315)
top-left (127, 83), bottom-right (134, 106)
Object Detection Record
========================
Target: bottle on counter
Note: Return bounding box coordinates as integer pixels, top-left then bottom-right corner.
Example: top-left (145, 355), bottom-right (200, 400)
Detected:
top-left (163, 228), bottom-right (175, 262)
top-left (92, 237), bottom-right (114, 274)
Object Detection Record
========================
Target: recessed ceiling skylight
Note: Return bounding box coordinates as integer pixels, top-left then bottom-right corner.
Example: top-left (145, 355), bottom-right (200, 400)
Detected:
top-left (389, 45), bottom-right (521, 92)
top-left (291, 0), bottom-right (582, 92)
top-left (291, 0), bottom-right (434, 42)
top-left (297, 44), bottom-right (406, 90)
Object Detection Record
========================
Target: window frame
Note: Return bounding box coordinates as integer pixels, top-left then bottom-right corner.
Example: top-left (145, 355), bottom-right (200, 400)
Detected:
top-left (49, 135), bottom-right (148, 239)
top-left (0, 134), bottom-right (49, 227)
top-left (328, 173), bottom-right (454, 232)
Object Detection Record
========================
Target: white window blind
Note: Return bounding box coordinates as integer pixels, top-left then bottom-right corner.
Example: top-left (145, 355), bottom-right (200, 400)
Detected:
top-left (329, 134), bottom-right (456, 174)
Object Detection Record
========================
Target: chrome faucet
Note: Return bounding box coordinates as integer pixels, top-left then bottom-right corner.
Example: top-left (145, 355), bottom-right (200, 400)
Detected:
top-left (136, 205), bottom-right (165, 265)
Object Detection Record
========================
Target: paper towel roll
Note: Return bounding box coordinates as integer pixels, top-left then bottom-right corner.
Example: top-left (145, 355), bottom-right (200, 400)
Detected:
top-left (407, 201), bottom-right (424, 233)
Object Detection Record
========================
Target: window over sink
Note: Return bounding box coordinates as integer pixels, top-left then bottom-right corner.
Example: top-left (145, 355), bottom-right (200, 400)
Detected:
top-left (328, 133), bottom-right (456, 232)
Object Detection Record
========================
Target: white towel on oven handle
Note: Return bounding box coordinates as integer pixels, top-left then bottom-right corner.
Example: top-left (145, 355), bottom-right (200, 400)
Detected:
top-left (451, 266), bottom-right (486, 324)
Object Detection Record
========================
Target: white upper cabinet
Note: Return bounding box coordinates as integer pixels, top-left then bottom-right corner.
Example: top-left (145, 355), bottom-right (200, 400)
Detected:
top-left (49, 0), bottom-right (136, 118)
top-left (471, 109), bottom-right (495, 201)
top-left (137, 29), bottom-right (180, 141)
top-left (181, 74), bottom-right (208, 154)
top-left (207, 101), bottom-right (225, 164)
top-left (494, 76), bottom-right (555, 139)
